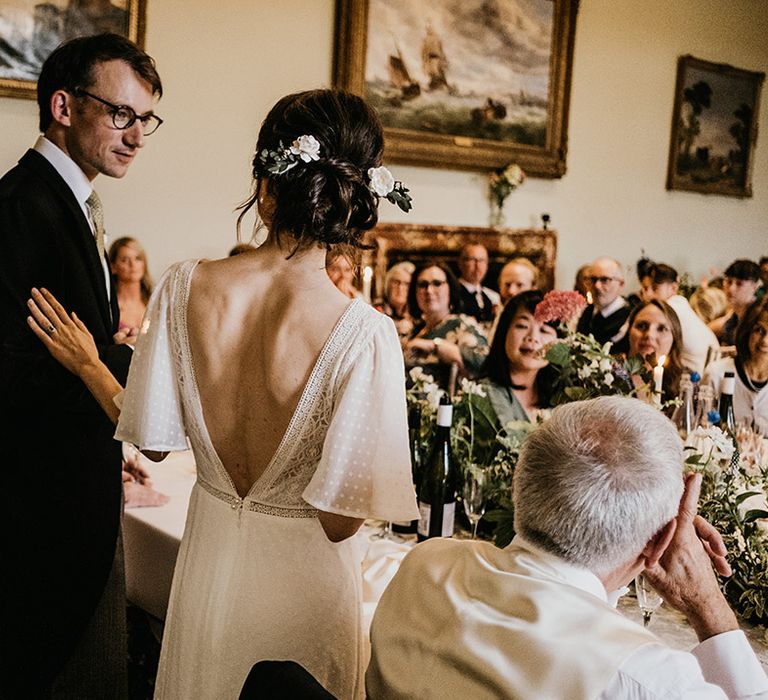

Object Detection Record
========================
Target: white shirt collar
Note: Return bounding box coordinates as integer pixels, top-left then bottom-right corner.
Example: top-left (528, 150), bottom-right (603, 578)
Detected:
top-left (460, 278), bottom-right (483, 294)
top-left (509, 535), bottom-right (627, 605)
top-left (598, 295), bottom-right (627, 318)
top-left (34, 135), bottom-right (93, 209)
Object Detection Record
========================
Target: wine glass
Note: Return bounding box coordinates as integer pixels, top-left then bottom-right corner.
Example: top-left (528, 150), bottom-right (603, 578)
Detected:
top-left (635, 573), bottom-right (663, 628)
top-left (369, 520), bottom-right (405, 543)
top-left (462, 466), bottom-right (487, 540)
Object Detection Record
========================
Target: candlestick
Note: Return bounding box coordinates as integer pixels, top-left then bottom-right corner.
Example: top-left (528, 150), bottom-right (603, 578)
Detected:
top-left (653, 355), bottom-right (666, 406)
top-left (362, 265), bottom-right (373, 304)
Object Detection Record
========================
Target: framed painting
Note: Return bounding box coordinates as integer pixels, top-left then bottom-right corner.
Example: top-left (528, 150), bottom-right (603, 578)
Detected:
top-left (0, 0), bottom-right (146, 100)
top-left (666, 55), bottom-right (764, 198)
top-left (334, 0), bottom-right (579, 177)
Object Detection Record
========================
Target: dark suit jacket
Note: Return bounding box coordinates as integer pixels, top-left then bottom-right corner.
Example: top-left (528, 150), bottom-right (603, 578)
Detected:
top-left (0, 149), bottom-right (132, 694)
top-left (458, 284), bottom-right (496, 323)
top-left (576, 301), bottom-right (632, 346)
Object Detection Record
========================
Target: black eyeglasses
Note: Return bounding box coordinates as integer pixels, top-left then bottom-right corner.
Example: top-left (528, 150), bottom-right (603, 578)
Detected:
top-left (588, 275), bottom-right (619, 285)
top-left (416, 280), bottom-right (447, 290)
top-left (74, 89), bottom-right (163, 136)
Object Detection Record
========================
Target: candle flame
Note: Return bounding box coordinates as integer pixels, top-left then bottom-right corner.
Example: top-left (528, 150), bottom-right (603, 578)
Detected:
top-left (363, 266), bottom-right (373, 281)
top-left (586, 291), bottom-right (593, 305)
top-left (657, 355), bottom-right (666, 367)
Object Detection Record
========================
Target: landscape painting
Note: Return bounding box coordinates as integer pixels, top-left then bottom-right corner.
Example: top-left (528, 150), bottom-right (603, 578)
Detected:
top-left (334, 0), bottom-right (579, 176)
top-left (0, 0), bottom-right (145, 99)
top-left (667, 55), bottom-right (764, 198)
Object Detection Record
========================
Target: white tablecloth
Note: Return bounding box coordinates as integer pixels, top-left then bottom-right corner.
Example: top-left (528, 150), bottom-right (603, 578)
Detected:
top-left (123, 450), bottom-right (767, 671)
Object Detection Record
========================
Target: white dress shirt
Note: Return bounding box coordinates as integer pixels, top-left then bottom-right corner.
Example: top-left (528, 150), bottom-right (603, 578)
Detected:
top-left (667, 294), bottom-right (720, 374)
top-left (33, 136), bottom-right (111, 299)
top-left (367, 536), bottom-right (768, 699)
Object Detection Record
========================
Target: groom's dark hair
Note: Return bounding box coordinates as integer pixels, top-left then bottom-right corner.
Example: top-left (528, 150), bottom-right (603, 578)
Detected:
top-left (37, 33), bottom-right (162, 132)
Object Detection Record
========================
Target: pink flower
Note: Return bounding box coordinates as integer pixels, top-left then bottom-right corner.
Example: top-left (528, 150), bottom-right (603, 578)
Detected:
top-left (534, 290), bottom-right (587, 324)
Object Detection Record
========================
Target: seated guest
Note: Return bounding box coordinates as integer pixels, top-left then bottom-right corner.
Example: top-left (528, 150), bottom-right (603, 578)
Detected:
top-left (404, 261), bottom-right (488, 389)
top-left (704, 297), bottom-right (768, 434)
top-left (640, 263), bottom-right (719, 374)
top-left (375, 261), bottom-right (414, 339)
top-left (690, 285), bottom-right (729, 326)
top-left (498, 257), bottom-right (538, 306)
top-left (480, 290), bottom-right (557, 423)
top-left (108, 236), bottom-right (153, 341)
top-left (760, 256), bottom-right (768, 288)
top-left (576, 256), bottom-right (631, 345)
top-left (625, 299), bottom-right (684, 405)
top-left (456, 242), bottom-right (500, 325)
top-left (325, 245), bottom-right (359, 299)
top-left (367, 397), bottom-right (767, 699)
top-left (627, 255), bottom-right (654, 307)
top-left (121, 451), bottom-right (168, 508)
top-left (710, 259), bottom-right (762, 345)
top-left (573, 263), bottom-right (591, 298)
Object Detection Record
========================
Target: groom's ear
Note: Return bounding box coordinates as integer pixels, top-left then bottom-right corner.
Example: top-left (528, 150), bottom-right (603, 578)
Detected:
top-left (642, 519), bottom-right (676, 568)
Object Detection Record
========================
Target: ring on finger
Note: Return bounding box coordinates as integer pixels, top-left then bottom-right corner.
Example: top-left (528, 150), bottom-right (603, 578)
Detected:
top-left (47, 324), bottom-right (55, 334)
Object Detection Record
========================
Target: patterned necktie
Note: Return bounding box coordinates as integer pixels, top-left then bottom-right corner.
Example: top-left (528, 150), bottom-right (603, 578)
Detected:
top-left (475, 288), bottom-right (485, 309)
top-left (86, 190), bottom-right (105, 260)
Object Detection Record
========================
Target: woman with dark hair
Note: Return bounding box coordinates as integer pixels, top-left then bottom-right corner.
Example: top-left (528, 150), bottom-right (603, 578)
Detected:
top-left (626, 300), bottom-right (684, 405)
top-left (704, 296), bottom-right (768, 433)
top-left (403, 260), bottom-right (488, 388)
top-left (479, 290), bottom-right (558, 424)
top-left (27, 89), bottom-right (418, 699)
top-left (709, 258), bottom-right (763, 344)
top-left (107, 236), bottom-right (153, 339)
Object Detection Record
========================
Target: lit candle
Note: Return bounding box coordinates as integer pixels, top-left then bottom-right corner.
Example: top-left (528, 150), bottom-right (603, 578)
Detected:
top-left (362, 266), bottom-right (373, 304)
top-left (653, 355), bottom-right (666, 405)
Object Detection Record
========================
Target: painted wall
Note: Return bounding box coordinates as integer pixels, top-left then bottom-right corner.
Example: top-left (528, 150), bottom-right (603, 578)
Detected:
top-left (1, 0), bottom-right (766, 291)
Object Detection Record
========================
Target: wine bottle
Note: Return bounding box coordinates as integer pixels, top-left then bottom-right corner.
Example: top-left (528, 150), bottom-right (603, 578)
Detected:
top-left (392, 404), bottom-right (423, 535)
top-left (417, 395), bottom-right (457, 541)
top-left (718, 371), bottom-right (736, 433)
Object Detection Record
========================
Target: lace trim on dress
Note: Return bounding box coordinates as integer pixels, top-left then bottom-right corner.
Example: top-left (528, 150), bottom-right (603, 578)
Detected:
top-left (198, 479), bottom-right (318, 518)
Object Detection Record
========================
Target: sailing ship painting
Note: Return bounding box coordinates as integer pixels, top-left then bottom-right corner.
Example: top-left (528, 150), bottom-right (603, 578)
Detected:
top-left (364, 0), bottom-right (553, 145)
top-left (1, 0), bottom-right (129, 93)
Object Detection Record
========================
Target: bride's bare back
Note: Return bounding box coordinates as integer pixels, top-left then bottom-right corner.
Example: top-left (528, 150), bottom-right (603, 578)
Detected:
top-left (185, 244), bottom-right (352, 498)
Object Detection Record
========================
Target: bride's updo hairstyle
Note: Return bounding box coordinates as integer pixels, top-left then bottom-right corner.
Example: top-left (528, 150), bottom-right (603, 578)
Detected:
top-left (239, 89), bottom-right (384, 254)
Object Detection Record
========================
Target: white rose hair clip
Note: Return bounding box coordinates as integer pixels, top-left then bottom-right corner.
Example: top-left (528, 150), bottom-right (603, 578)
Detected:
top-left (259, 134), bottom-right (413, 213)
top-left (367, 166), bottom-right (412, 213)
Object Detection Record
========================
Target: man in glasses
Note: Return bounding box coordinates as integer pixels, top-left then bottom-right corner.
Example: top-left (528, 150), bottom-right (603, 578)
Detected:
top-left (457, 242), bottom-right (500, 326)
top-left (576, 256), bottom-right (632, 346)
top-left (0, 33), bottom-right (162, 698)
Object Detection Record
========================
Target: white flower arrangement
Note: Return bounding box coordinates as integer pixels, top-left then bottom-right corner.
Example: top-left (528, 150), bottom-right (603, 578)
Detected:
top-left (290, 135), bottom-right (321, 163)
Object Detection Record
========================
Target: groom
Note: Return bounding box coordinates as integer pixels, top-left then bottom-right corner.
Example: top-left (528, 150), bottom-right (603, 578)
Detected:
top-left (0, 34), bottom-right (162, 697)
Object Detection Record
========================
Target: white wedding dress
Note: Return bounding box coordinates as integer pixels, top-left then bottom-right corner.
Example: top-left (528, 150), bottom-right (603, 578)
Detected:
top-left (115, 260), bottom-right (419, 700)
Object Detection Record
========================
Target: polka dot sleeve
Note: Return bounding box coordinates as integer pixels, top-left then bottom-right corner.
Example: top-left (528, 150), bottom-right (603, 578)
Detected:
top-left (302, 316), bottom-right (420, 522)
top-left (114, 263), bottom-right (189, 451)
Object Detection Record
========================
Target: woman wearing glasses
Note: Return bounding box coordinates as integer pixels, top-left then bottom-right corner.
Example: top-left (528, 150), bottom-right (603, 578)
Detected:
top-left (404, 261), bottom-right (488, 389)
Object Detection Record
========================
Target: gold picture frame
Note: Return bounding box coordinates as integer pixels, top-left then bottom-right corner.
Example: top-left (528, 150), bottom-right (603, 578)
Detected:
top-left (363, 223), bottom-right (557, 300)
top-left (334, 0), bottom-right (579, 177)
top-left (666, 55), bottom-right (764, 198)
top-left (0, 0), bottom-right (147, 100)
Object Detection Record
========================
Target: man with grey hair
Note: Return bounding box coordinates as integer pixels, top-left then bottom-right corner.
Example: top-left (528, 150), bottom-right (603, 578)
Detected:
top-left (367, 397), bottom-right (768, 699)
top-left (576, 256), bottom-right (632, 345)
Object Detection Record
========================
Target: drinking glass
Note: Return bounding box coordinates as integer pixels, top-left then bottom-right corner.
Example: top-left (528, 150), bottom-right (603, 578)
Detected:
top-left (462, 466), bottom-right (487, 540)
top-left (635, 573), bottom-right (663, 628)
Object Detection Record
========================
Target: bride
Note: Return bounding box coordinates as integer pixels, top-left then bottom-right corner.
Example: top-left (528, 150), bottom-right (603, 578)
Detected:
top-left (27, 89), bottom-right (419, 699)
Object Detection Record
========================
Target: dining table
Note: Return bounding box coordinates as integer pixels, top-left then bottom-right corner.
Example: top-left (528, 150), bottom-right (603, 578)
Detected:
top-left (122, 448), bottom-right (768, 671)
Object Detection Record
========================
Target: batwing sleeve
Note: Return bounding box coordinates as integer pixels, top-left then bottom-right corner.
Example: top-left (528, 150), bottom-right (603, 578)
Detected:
top-left (114, 263), bottom-right (189, 451)
top-left (303, 314), bottom-right (420, 523)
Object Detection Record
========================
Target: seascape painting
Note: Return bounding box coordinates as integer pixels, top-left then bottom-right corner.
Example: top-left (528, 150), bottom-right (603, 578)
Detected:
top-left (364, 0), bottom-right (552, 146)
top-left (0, 0), bottom-right (141, 99)
top-left (335, 0), bottom-right (578, 176)
top-left (667, 55), bottom-right (764, 198)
